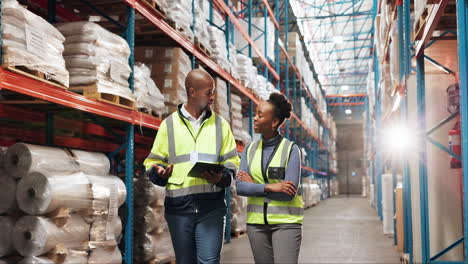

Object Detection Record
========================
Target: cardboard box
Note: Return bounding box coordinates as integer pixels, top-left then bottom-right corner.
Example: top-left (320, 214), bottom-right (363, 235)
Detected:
top-left (135, 47), bottom-right (190, 65)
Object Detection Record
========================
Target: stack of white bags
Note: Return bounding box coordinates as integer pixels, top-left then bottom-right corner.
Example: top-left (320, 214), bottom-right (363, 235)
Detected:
top-left (134, 63), bottom-right (167, 116)
top-left (56, 21), bottom-right (135, 103)
top-left (1, 0), bottom-right (69, 87)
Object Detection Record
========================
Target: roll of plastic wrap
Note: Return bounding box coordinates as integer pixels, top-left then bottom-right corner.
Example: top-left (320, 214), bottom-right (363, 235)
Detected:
top-left (138, 233), bottom-right (174, 263)
top-left (138, 206), bottom-right (164, 233)
top-left (4, 143), bottom-right (80, 179)
top-left (19, 257), bottom-right (54, 264)
top-left (88, 175), bottom-right (127, 208)
top-left (0, 147), bottom-right (7, 168)
top-left (70, 149), bottom-right (110, 176)
top-left (0, 216), bottom-right (15, 257)
top-left (134, 178), bottom-right (165, 207)
top-left (89, 216), bottom-right (122, 242)
top-left (88, 246), bottom-right (122, 264)
top-left (62, 250), bottom-right (88, 264)
top-left (0, 169), bottom-right (17, 214)
top-left (13, 214), bottom-right (90, 257)
top-left (16, 172), bottom-right (92, 215)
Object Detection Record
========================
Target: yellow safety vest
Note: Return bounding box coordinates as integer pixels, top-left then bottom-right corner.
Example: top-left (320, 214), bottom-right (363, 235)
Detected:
top-left (144, 108), bottom-right (240, 198)
top-left (246, 138), bottom-right (304, 224)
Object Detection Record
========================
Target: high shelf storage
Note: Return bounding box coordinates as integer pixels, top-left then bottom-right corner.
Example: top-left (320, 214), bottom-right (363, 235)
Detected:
top-left (365, 0), bottom-right (468, 263)
top-left (0, 0), bottom-right (335, 263)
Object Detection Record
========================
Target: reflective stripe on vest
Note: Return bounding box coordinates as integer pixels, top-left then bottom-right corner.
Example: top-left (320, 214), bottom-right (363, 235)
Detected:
top-left (247, 204), bottom-right (304, 216)
top-left (166, 184), bottom-right (224, 198)
top-left (166, 114), bottom-right (227, 164)
top-left (246, 138), bottom-right (304, 224)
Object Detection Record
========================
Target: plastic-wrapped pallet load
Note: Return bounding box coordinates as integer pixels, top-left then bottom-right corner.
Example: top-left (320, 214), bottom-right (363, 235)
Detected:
top-left (230, 185), bottom-right (247, 234)
top-left (20, 250), bottom-right (89, 264)
top-left (133, 178), bottom-right (175, 263)
top-left (0, 169), bottom-right (17, 214)
top-left (255, 75), bottom-right (269, 100)
top-left (194, 0), bottom-right (211, 52)
top-left (229, 44), bottom-right (240, 81)
top-left (230, 94), bottom-right (245, 142)
top-left (135, 47), bottom-right (190, 111)
top-left (5, 143), bottom-right (111, 178)
top-left (236, 54), bottom-right (254, 87)
top-left (12, 214), bottom-right (90, 257)
top-left (162, 0), bottom-right (194, 41)
top-left (214, 78), bottom-right (230, 122)
top-left (0, 216), bottom-right (15, 257)
top-left (235, 17), bottom-right (275, 61)
top-left (134, 63), bottom-right (167, 116)
top-left (208, 26), bottom-right (230, 71)
top-left (56, 21), bottom-right (135, 103)
top-left (1, 0), bottom-right (69, 87)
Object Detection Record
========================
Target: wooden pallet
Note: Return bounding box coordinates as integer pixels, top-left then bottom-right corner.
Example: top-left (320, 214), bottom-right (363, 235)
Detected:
top-left (69, 84), bottom-right (136, 110)
top-left (195, 38), bottom-right (211, 57)
top-left (3, 65), bottom-right (67, 90)
top-left (141, 0), bottom-right (166, 18)
top-left (167, 20), bottom-right (194, 42)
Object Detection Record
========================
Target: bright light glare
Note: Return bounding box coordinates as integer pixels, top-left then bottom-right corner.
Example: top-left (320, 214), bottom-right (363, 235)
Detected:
top-left (333, 36), bottom-right (344, 44)
top-left (342, 85), bottom-right (349, 90)
top-left (345, 109), bottom-right (352, 115)
top-left (383, 125), bottom-right (412, 153)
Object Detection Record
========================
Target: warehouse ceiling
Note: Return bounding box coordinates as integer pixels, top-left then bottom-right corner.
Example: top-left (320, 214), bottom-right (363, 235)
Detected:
top-left (289, 0), bottom-right (374, 96)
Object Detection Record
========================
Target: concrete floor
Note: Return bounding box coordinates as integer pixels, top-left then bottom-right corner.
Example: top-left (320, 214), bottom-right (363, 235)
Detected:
top-left (221, 196), bottom-right (400, 263)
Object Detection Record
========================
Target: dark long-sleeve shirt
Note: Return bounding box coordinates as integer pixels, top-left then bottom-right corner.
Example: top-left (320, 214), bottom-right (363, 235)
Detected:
top-left (236, 134), bottom-right (301, 201)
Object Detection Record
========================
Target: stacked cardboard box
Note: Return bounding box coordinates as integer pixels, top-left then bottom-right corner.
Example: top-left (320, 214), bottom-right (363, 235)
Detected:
top-left (135, 47), bottom-right (190, 113)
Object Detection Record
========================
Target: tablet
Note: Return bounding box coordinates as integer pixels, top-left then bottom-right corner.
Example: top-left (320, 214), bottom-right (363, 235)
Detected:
top-left (189, 162), bottom-right (224, 178)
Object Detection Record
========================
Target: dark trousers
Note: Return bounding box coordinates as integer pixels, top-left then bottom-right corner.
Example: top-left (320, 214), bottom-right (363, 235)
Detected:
top-left (165, 207), bottom-right (226, 264)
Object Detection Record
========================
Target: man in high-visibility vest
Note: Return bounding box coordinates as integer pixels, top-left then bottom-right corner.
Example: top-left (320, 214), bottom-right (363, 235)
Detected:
top-left (144, 69), bottom-right (240, 264)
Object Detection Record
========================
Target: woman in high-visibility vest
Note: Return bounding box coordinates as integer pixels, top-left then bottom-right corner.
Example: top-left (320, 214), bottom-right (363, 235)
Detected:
top-left (236, 92), bottom-right (303, 264)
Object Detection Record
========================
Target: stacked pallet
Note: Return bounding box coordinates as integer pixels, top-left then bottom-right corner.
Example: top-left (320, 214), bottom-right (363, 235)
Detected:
top-left (230, 185), bottom-right (247, 235)
top-left (133, 177), bottom-right (175, 263)
top-left (1, 0), bottom-right (69, 87)
top-left (0, 143), bottom-right (126, 264)
top-left (135, 47), bottom-right (191, 113)
top-left (57, 21), bottom-right (135, 109)
top-left (134, 63), bottom-right (168, 117)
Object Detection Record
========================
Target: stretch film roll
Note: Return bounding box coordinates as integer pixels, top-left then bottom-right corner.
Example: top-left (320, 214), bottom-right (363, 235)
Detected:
top-left (0, 170), bottom-right (17, 214)
top-left (88, 175), bottom-right (127, 208)
top-left (0, 216), bottom-right (15, 257)
top-left (16, 172), bottom-right (92, 215)
top-left (134, 178), bottom-right (165, 206)
top-left (70, 149), bottom-right (110, 176)
top-left (4, 143), bottom-right (80, 179)
top-left (88, 246), bottom-right (122, 264)
top-left (13, 215), bottom-right (90, 257)
top-left (0, 147), bottom-right (7, 168)
top-left (19, 257), bottom-right (54, 264)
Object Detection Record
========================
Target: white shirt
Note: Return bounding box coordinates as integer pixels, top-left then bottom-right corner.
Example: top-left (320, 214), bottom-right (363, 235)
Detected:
top-left (181, 104), bottom-right (207, 134)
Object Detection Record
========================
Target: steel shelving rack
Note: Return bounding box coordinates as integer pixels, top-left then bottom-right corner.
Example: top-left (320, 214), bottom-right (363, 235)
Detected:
top-left (0, 0), bottom-right (333, 262)
top-left (367, 0), bottom-right (468, 263)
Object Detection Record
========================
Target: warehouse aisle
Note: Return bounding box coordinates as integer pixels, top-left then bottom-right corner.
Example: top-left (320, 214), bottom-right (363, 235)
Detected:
top-left (221, 196), bottom-right (400, 263)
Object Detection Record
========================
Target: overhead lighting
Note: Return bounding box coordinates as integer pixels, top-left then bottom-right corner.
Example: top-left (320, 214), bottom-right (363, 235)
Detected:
top-left (382, 124), bottom-right (413, 153)
top-left (342, 85), bottom-right (349, 91)
top-left (345, 109), bottom-right (352, 115)
top-left (333, 36), bottom-right (344, 44)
